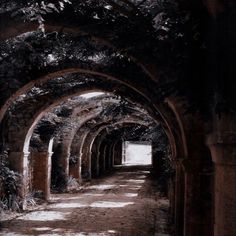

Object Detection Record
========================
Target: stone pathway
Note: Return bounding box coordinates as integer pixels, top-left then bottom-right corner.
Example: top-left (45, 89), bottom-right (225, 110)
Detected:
top-left (0, 166), bottom-right (170, 236)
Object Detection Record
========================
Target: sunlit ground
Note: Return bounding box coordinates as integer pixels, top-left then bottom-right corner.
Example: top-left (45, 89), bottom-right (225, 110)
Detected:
top-left (90, 201), bottom-right (134, 208)
top-left (0, 168), bottom-right (170, 236)
top-left (17, 211), bottom-right (70, 221)
top-left (2, 230), bottom-right (118, 236)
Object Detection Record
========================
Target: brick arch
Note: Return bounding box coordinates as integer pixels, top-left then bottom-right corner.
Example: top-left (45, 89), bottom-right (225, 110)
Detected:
top-left (0, 2), bottom-right (187, 165)
top-left (49, 96), bottom-right (148, 182)
top-left (4, 79), bottom-right (163, 193)
top-left (0, 66), bottom-right (156, 123)
top-left (51, 94), bottom-right (151, 176)
top-left (165, 98), bottom-right (189, 158)
top-left (92, 122), bottom-right (161, 161)
top-left (24, 97), bottom-right (150, 196)
top-left (0, 36), bottom-right (183, 165)
top-left (91, 120), bottom-right (155, 176)
top-left (72, 113), bottom-right (151, 161)
top-left (51, 109), bottom-right (152, 184)
top-left (0, 21), bottom-right (160, 121)
top-left (5, 74), bottom-right (161, 153)
top-left (4, 87), bottom-right (183, 199)
top-left (90, 123), bottom-right (151, 176)
top-left (4, 76), bottom-right (184, 201)
top-left (78, 118), bottom-right (151, 180)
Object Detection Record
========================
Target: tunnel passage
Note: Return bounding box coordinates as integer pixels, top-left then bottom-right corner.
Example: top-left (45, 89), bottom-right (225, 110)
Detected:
top-left (1, 1), bottom-right (236, 236)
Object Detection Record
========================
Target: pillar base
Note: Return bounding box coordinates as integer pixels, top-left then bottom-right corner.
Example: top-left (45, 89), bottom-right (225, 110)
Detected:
top-left (207, 132), bottom-right (236, 236)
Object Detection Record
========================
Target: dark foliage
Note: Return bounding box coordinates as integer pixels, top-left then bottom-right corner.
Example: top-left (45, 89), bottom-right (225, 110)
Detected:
top-left (0, 151), bottom-right (22, 211)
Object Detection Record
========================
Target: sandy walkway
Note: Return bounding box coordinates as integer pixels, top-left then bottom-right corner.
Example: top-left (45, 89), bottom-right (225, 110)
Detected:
top-left (0, 166), bottom-right (170, 236)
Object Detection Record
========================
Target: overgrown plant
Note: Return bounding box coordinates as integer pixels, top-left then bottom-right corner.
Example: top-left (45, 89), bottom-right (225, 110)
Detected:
top-left (0, 151), bottom-right (22, 211)
top-left (67, 176), bottom-right (79, 192)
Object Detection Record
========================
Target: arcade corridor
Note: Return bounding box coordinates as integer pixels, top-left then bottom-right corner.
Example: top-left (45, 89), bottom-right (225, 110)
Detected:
top-left (1, 1), bottom-right (236, 236)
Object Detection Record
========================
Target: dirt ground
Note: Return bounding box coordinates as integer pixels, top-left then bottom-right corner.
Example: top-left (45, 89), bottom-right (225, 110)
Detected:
top-left (0, 166), bottom-right (171, 236)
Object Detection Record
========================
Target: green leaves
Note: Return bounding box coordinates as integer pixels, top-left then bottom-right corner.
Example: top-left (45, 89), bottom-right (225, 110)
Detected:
top-left (0, 151), bottom-right (22, 211)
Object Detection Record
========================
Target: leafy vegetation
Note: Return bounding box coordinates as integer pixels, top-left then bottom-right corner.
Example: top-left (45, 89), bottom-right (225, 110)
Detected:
top-left (0, 151), bottom-right (22, 211)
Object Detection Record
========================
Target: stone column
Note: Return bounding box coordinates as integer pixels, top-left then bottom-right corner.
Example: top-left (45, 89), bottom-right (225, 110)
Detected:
top-left (182, 159), bottom-right (213, 236)
top-left (32, 151), bottom-right (52, 200)
top-left (102, 146), bottom-right (106, 172)
top-left (8, 151), bottom-right (29, 199)
top-left (95, 151), bottom-right (100, 177)
top-left (104, 146), bottom-right (108, 172)
top-left (69, 152), bottom-right (81, 181)
top-left (207, 134), bottom-right (236, 236)
top-left (81, 148), bottom-right (92, 181)
top-left (173, 159), bottom-right (185, 236)
top-left (112, 144), bottom-right (116, 167)
top-left (59, 147), bottom-right (70, 182)
top-left (107, 144), bottom-right (113, 170)
top-left (113, 141), bottom-right (122, 165)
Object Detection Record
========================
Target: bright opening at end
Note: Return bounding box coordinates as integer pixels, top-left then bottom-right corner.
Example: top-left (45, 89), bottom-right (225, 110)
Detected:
top-left (123, 141), bottom-right (152, 166)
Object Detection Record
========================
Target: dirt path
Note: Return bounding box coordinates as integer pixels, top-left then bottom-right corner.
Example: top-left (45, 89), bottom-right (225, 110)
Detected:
top-left (0, 166), bottom-right (170, 236)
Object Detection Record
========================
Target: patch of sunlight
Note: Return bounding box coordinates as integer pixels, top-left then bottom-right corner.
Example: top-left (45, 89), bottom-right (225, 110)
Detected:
top-left (139, 171), bottom-right (150, 174)
top-left (83, 193), bottom-right (104, 196)
top-left (0, 233), bottom-right (25, 236)
top-left (104, 5), bottom-right (112, 10)
top-left (126, 179), bottom-right (145, 184)
top-left (50, 196), bottom-right (83, 201)
top-left (128, 185), bottom-right (142, 190)
top-left (107, 230), bottom-right (117, 234)
top-left (36, 234), bottom-right (61, 236)
top-left (17, 211), bottom-right (70, 221)
top-left (88, 184), bottom-right (116, 190)
top-left (38, 230), bottom-right (118, 236)
top-left (48, 203), bottom-right (87, 209)
top-left (90, 201), bottom-right (133, 208)
top-left (33, 227), bottom-right (53, 231)
top-left (123, 193), bottom-right (138, 197)
top-left (136, 175), bottom-right (147, 179)
top-left (52, 228), bottom-right (64, 232)
top-left (75, 231), bottom-right (117, 236)
top-left (69, 231), bottom-right (117, 236)
top-left (80, 92), bottom-right (104, 99)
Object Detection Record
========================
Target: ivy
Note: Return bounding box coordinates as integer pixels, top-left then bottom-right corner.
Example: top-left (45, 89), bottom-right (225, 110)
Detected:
top-left (0, 151), bottom-right (22, 211)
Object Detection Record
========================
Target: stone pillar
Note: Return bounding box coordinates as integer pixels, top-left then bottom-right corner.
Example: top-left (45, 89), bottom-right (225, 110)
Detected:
top-left (174, 159), bottom-right (185, 236)
top-left (207, 134), bottom-right (236, 236)
top-left (104, 146), bottom-right (108, 172)
top-left (8, 151), bottom-right (29, 199)
top-left (182, 159), bottom-right (213, 236)
top-left (107, 144), bottom-right (113, 170)
top-left (113, 141), bottom-right (122, 165)
top-left (168, 174), bottom-right (175, 225)
top-left (32, 151), bottom-right (52, 200)
top-left (90, 151), bottom-right (97, 178)
top-left (112, 145), bottom-right (115, 167)
top-left (95, 151), bottom-right (100, 177)
top-left (81, 148), bottom-right (92, 181)
top-left (69, 152), bottom-right (81, 181)
top-left (59, 148), bottom-right (70, 182)
top-left (102, 146), bottom-right (106, 173)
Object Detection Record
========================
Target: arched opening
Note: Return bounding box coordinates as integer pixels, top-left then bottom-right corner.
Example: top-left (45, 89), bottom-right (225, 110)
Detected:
top-left (122, 141), bottom-right (152, 166)
top-left (2, 1), bottom-right (234, 235)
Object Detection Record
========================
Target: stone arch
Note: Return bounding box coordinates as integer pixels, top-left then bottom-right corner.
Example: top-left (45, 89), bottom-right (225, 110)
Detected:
top-left (73, 113), bottom-right (151, 180)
